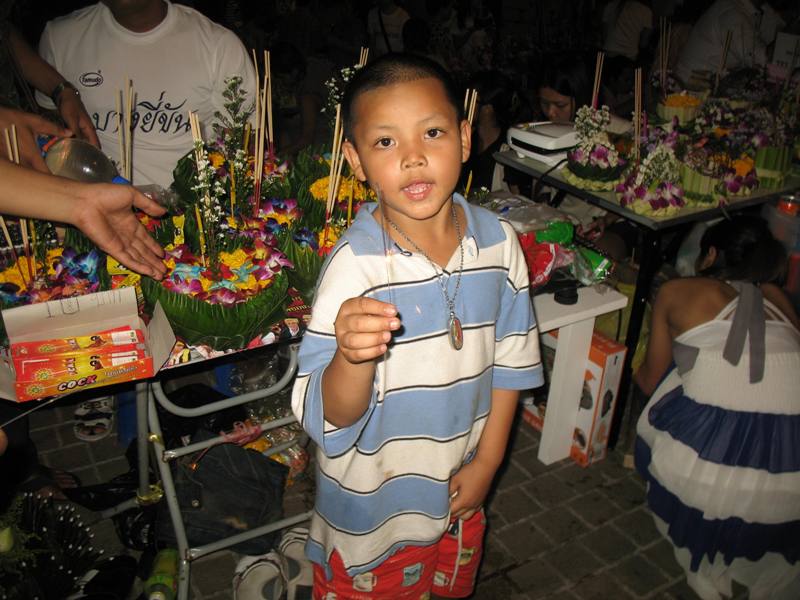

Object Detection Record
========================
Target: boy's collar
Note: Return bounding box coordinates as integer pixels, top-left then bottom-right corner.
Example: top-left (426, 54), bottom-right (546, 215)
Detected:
top-left (348, 193), bottom-right (507, 264)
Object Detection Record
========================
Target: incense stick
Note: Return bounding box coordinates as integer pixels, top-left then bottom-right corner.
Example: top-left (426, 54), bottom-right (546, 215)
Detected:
top-left (633, 68), bottom-right (642, 163)
top-left (252, 70), bottom-right (269, 216)
top-left (659, 17), bottom-right (671, 97)
top-left (592, 52), bottom-right (605, 109)
top-left (323, 105), bottom-right (344, 246)
top-left (465, 89), bottom-right (478, 127)
top-left (714, 31), bottom-right (733, 94)
top-left (9, 125), bottom-right (31, 280)
top-left (116, 92), bottom-right (125, 175)
top-left (2, 128), bottom-right (27, 285)
top-left (251, 48), bottom-right (261, 145)
top-left (189, 112), bottom-right (208, 267)
top-left (264, 50), bottom-right (273, 153)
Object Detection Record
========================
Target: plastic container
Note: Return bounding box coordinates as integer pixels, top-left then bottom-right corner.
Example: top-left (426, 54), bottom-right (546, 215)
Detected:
top-left (785, 252), bottom-right (800, 314)
top-left (763, 202), bottom-right (800, 253)
top-left (144, 548), bottom-right (178, 600)
top-left (41, 137), bottom-right (128, 184)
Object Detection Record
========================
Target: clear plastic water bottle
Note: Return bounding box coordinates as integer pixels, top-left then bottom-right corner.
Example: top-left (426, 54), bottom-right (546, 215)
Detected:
top-left (144, 548), bottom-right (179, 600)
top-left (40, 136), bottom-right (180, 209)
top-left (41, 137), bottom-right (129, 184)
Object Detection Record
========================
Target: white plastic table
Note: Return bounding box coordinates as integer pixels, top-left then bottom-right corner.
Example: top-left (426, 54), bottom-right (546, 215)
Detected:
top-left (532, 285), bottom-right (628, 464)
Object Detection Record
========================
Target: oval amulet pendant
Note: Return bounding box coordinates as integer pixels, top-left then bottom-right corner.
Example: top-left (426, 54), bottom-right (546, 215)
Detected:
top-left (448, 312), bottom-right (463, 351)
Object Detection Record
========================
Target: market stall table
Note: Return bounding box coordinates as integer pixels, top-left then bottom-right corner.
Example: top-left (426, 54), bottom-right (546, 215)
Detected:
top-left (495, 148), bottom-right (800, 447)
top-left (532, 284), bottom-right (627, 464)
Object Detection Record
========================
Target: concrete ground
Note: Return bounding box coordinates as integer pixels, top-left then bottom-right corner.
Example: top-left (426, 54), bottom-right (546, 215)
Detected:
top-left (28, 399), bottom-right (745, 600)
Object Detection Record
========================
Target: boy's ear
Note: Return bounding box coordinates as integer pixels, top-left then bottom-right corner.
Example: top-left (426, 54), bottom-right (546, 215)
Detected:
top-left (459, 119), bottom-right (472, 163)
top-left (342, 140), bottom-right (368, 182)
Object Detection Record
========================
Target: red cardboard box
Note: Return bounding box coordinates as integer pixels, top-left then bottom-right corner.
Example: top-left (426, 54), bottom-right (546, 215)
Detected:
top-left (0, 288), bottom-right (175, 402)
top-left (521, 330), bottom-right (626, 466)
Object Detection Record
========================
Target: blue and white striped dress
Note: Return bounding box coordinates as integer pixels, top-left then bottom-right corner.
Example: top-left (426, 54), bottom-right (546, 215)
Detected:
top-left (636, 282), bottom-right (800, 599)
top-left (292, 194), bottom-right (544, 579)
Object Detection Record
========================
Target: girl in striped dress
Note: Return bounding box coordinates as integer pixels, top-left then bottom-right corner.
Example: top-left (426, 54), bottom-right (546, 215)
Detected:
top-left (634, 216), bottom-right (800, 600)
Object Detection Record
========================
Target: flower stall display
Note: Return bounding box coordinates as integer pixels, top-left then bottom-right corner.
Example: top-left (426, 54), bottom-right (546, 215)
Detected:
top-left (616, 142), bottom-right (686, 217)
top-left (715, 67), bottom-right (772, 109)
top-left (264, 143), bottom-right (376, 300)
top-left (141, 76), bottom-right (294, 350)
top-left (562, 105), bottom-right (627, 190)
top-left (140, 73), bottom-right (378, 350)
top-left (742, 108), bottom-right (793, 189)
top-left (656, 91), bottom-right (702, 126)
top-left (679, 146), bottom-right (758, 206)
top-left (0, 239), bottom-right (105, 344)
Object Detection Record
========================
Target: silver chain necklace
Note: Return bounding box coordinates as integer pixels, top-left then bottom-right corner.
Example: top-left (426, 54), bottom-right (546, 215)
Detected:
top-left (383, 202), bottom-right (464, 350)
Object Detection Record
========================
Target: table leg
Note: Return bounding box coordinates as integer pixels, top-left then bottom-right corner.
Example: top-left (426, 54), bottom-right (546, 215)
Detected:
top-left (608, 228), bottom-right (661, 449)
top-left (537, 317), bottom-right (595, 465)
top-left (135, 380), bottom-right (150, 498)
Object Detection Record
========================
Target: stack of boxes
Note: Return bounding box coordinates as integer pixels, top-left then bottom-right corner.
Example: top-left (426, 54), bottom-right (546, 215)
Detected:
top-left (522, 330), bottom-right (626, 466)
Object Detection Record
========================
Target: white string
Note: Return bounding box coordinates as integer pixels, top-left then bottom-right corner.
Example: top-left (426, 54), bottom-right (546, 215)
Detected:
top-left (374, 184), bottom-right (395, 403)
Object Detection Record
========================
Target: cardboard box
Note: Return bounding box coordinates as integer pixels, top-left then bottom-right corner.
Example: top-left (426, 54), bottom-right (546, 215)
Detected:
top-left (521, 330), bottom-right (626, 466)
top-left (0, 287), bottom-right (176, 402)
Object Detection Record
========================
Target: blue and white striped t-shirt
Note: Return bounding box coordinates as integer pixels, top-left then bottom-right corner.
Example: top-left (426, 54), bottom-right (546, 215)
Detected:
top-left (291, 194), bottom-right (543, 578)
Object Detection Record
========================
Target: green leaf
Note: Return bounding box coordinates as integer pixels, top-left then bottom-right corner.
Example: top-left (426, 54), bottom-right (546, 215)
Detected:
top-left (140, 271), bottom-right (289, 350)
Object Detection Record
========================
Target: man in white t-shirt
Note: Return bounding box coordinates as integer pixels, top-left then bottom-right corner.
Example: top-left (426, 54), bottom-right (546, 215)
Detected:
top-left (675, 0), bottom-right (769, 86)
top-left (603, 0), bottom-right (654, 62)
top-left (36, 0), bottom-right (256, 188)
top-left (366, 0), bottom-right (410, 56)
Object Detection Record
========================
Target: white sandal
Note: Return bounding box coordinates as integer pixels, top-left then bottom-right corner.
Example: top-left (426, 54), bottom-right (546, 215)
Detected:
top-left (233, 550), bottom-right (287, 600)
top-left (278, 526), bottom-right (313, 600)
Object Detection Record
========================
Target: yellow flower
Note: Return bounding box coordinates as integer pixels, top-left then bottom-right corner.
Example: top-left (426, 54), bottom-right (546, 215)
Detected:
top-left (309, 176), bottom-right (330, 201)
top-left (0, 261), bottom-right (27, 289)
top-left (209, 152), bottom-right (225, 169)
top-left (221, 249), bottom-right (248, 269)
top-left (318, 224), bottom-right (342, 250)
top-left (199, 276), bottom-right (214, 292)
top-left (238, 274), bottom-right (258, 291)
top-left (664, 93), bottom-right (701, 107)
top-left (733, 155), bottom-right (755, 177)
top-left (45, 248), bottom-right (63, 277)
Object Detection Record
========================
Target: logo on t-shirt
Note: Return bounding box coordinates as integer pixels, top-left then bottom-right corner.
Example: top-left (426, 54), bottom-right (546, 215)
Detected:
top-left (79, 72), bottom-right (103, 87)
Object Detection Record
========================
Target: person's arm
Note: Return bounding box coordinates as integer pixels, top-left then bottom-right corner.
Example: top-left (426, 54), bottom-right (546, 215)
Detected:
top-left (449, 387), bottom-right (519, 520)
top-left (0, 159), bottom-right (166, 279)
top-left (633, 280), bottom-right (676, 396)
top-left (322, 296), bottom-right (400, 427)
top-left (9, 25), bottom-right (98, 146)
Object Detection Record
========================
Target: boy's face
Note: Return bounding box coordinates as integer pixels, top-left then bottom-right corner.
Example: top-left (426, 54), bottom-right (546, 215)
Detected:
top-left (343, 77), bottom-right (471, 227)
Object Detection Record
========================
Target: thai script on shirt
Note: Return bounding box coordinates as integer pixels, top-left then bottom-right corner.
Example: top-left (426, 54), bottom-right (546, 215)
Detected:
top-left (92, 91), bottom-right (190, 135)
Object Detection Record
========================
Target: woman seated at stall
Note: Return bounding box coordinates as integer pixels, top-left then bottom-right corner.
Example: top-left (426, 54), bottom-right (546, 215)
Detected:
top-left (634, 215), bottom-right (800, 600)
top-left (533, 53), bottom-right (636, 264)
top-left (460, 70), bottom-right (530, 194)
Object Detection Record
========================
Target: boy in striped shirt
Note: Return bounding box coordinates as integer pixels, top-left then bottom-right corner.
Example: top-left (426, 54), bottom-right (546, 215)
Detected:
top-left (291, 53), bottom-right (543, 599)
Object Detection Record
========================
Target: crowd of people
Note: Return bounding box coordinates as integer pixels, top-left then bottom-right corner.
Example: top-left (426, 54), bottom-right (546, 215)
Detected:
top-left (1, 1), bottom-right (799, 599)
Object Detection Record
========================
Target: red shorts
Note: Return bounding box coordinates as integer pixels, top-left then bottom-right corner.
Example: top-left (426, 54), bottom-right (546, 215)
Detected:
top-left (312, 510), bottom-right (486, 599)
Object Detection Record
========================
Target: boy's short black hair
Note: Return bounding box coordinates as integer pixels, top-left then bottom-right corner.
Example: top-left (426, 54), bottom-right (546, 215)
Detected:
top-left (342, 53), bottom-right (464, 139)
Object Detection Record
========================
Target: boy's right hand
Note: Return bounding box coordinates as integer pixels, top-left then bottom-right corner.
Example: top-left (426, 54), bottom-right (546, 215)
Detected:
top-left (334, 297), bottom-right (400, 364)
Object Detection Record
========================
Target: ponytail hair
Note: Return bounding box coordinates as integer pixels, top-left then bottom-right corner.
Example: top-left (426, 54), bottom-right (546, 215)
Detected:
top-left (698, 216), bottom-right (786, 283)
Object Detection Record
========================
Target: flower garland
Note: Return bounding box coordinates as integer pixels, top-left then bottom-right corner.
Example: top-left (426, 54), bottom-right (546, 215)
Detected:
top-left (616, 144), bottom-right (686, 216)
top-left (321, 63), bottom-right (363, 129)
top-left (0, 248), bottom-right (102, 306)
top-left (564, 105), bottom-right (626, 189)
top-left (160, 242), bottom-right (291, 306)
